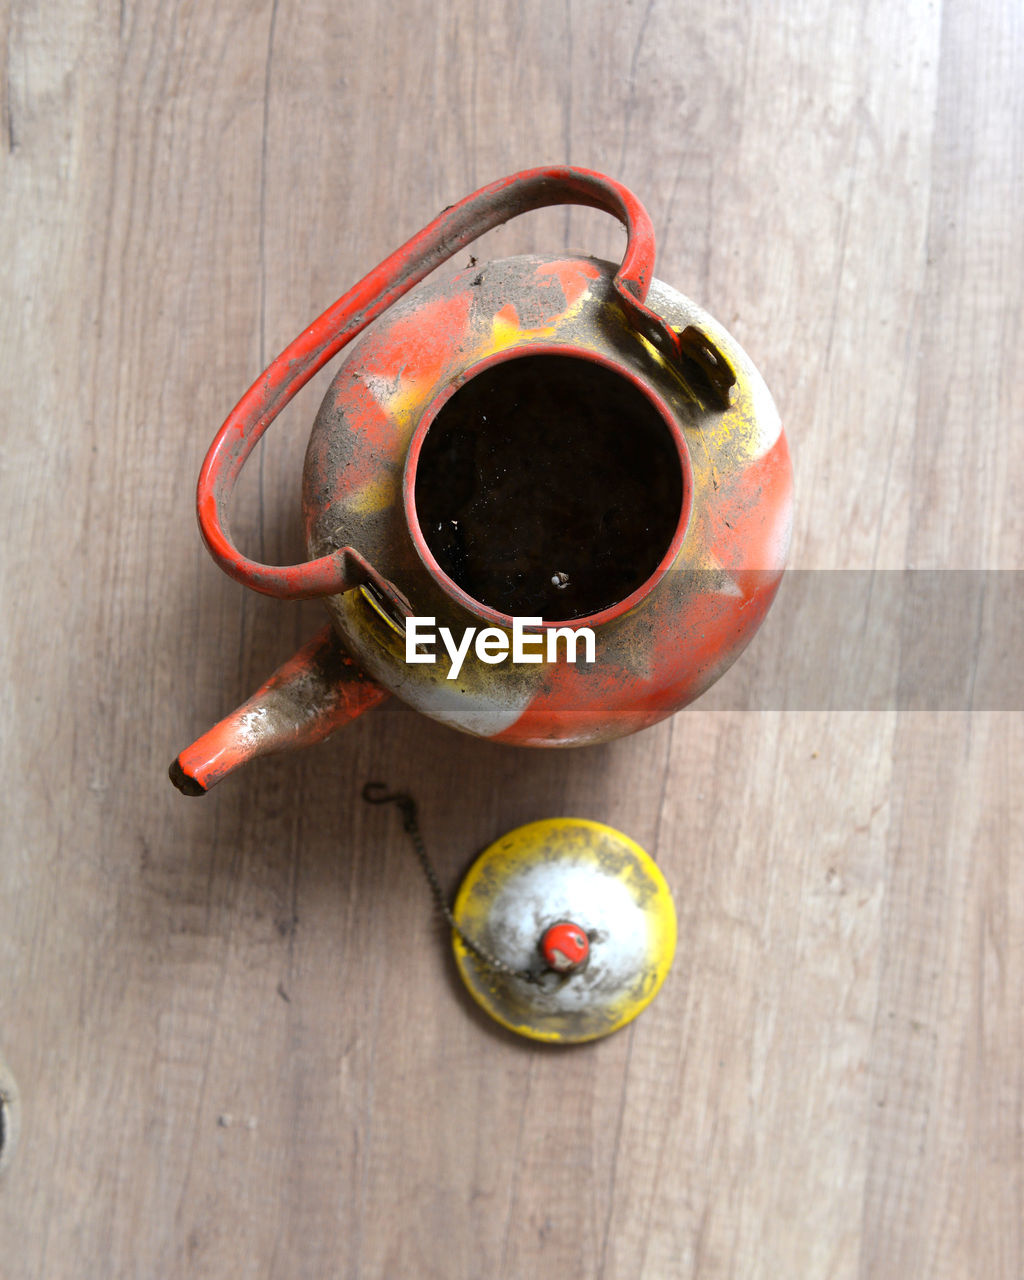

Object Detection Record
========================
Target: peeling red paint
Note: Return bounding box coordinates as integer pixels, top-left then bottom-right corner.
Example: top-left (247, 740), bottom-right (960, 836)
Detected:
top-left (363, 290), bottom-right (472, 388)
top-left (536, 258), bottom-right (600, 309)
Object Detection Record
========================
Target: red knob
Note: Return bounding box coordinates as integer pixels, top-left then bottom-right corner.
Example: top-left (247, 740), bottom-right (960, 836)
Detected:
top-left (540, 922), bottom-right (590, 973)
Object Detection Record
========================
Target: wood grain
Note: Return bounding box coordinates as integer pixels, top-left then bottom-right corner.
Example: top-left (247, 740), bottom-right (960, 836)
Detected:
top-left (1, 1), bottom-right (1021, 1276)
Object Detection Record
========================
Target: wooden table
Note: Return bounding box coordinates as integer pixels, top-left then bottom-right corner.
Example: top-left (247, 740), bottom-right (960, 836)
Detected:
top-left (2, 2), bottom-right (1021, 1275)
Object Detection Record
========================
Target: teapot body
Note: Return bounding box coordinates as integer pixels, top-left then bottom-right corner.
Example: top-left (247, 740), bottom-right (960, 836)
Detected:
top-left (171, 168), bottom-right (793, 794)
top-left (303, 253), bottom-right (791, 745)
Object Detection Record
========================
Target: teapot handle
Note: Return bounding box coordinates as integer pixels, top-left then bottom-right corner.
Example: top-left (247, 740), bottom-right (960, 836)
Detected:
top-left (197, 165), bottom-right (733, 601)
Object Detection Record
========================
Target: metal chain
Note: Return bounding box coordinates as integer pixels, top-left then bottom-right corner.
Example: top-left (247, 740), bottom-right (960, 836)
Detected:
top-left (361, 782), bottom-right (535, 982)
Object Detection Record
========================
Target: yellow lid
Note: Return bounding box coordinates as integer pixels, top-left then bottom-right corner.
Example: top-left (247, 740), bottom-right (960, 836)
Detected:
top-left (452, 818), bottom-right (677, 1044)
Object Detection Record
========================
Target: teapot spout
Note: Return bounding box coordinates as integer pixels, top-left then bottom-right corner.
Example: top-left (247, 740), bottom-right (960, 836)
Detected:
top-left (169, 625), bottom-right (387, 795)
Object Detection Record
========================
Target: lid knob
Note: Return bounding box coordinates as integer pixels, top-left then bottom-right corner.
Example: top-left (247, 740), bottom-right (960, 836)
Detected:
top-left (540, 921), bottom-right (590, 973)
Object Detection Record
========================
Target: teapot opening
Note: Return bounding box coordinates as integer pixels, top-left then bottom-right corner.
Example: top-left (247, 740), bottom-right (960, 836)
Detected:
top-left (408, 350), bottom-right (689, 623)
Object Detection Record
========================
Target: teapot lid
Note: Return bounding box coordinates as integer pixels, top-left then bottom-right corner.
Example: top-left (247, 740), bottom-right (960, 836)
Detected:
top-left (452, 818), bottom-right (677, 1043)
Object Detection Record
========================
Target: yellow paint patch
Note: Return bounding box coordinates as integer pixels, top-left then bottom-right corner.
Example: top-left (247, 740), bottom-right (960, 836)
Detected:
top-left (348, 471), bottom-right (398, 516)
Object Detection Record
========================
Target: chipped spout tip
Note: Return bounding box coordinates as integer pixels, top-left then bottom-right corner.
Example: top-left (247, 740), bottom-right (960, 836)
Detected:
top-left (168, 757), bottom-right (207, 797)
top-left (168, 625), bottom-right (389, 796)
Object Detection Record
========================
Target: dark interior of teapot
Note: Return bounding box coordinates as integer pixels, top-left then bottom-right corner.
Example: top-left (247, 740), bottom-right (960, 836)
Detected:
top-left (413, 353), bottom-right (685, 621)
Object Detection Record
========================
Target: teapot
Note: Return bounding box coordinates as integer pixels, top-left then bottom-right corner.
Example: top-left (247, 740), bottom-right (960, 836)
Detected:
top-left (170, 166), bottom-right (792, 794)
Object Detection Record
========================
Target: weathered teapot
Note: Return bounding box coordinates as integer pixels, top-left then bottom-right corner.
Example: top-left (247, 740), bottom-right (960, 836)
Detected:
top-left (170, 167), bottom-right (792, 794)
